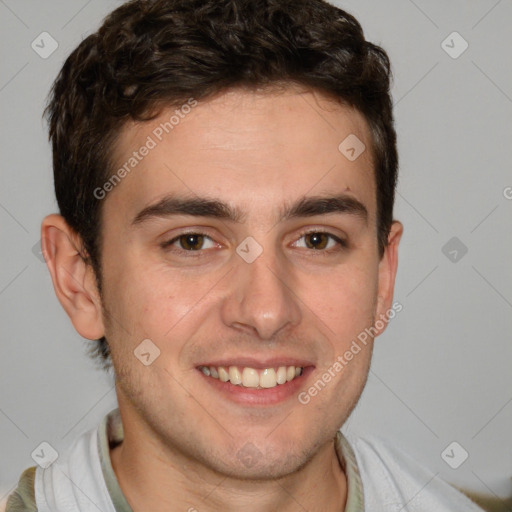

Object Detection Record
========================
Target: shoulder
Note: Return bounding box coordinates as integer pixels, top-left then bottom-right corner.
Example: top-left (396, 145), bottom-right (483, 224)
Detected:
top-left (5, 467), bottom-right (38, 512)
top-left (345, 434), bottom-right (484, 512)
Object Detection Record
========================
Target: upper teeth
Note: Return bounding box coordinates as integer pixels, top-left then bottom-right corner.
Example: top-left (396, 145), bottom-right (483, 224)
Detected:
top-left (199, 365), bottom-right (303, 389)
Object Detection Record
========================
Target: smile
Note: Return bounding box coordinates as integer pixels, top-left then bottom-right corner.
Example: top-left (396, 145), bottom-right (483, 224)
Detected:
top-left (198, 365), bottom-right (304, 389)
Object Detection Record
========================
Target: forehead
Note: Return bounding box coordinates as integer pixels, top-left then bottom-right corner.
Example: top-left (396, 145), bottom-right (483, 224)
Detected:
top-left (104, 87), bottom-right (376, 226)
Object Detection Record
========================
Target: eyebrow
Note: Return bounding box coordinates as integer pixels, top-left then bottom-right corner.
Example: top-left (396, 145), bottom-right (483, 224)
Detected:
top-left (131, 193), bottom-right (368, 226)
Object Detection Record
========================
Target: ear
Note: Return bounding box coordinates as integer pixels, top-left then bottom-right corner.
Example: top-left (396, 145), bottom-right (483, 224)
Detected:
top-left (41, 214), bottom-right (105, 340)
top-left (373, 220), bottom-right (403, 337)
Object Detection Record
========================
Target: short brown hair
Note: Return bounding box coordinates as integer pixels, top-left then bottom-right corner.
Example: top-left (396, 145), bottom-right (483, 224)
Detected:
top-left (44, 0), bottom-right (398, 369)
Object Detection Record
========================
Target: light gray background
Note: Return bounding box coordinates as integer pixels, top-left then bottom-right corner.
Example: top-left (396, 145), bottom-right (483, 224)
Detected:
top-left (1, 0), bottom-right (511, 508)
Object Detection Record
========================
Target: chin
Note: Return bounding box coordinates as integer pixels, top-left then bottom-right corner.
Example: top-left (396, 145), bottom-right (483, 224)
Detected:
top-left (200, 437), bottom-right (318, 482)
top-left (221, 454), bottom-right (309, 482)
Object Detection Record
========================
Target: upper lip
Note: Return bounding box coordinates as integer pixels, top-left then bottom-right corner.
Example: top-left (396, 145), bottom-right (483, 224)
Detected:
top-left (197, 357), bottom-right (315, 369)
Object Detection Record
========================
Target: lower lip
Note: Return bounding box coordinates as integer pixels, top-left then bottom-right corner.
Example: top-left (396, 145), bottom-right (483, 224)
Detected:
top-left (198, 367), bottom-right (314, 406)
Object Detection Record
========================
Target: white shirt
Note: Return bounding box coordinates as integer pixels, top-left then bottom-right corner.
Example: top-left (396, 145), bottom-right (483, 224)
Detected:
top-left (8, 408), bottom-right (484, 511)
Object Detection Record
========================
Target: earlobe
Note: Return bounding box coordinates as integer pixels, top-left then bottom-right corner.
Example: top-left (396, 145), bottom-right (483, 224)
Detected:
top-left (374, 220), bottom-right (403, 335)
top-left (41, 214), bottom-right (105, 340)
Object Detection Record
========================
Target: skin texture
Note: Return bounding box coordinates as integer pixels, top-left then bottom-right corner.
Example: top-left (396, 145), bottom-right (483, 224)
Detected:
top-left (42, 87), bottom-right (403, 512)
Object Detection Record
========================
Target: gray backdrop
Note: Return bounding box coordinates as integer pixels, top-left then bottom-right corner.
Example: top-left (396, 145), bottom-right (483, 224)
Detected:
top-left (1, 0), bottom-right (511, 508)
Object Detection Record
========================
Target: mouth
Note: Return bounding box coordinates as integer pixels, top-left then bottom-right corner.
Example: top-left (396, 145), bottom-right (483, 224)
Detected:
top-left (198, 364), bottom-right (304, 389)
top-left (196, 361), bottom-right (314, 406)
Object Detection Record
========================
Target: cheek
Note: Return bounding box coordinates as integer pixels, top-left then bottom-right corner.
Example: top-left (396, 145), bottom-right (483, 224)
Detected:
top-left (308, 263), bottom-right (378, 340)
top-left (102, 257), bottom-right (221, 351)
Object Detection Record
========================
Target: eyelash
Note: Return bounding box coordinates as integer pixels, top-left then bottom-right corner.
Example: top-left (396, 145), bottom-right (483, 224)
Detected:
top-left (160, 229), bottom-right (348, 257)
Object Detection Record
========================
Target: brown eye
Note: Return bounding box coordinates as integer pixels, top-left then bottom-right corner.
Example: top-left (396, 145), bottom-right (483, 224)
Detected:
top-left (178, 234), bottom-right (205, 250)
top-left (292, 231), bottom-right (347, 253)
top-left (305, 232), bottom-right (329, 250)
top-left (161, 232), bottom-right (217, 254)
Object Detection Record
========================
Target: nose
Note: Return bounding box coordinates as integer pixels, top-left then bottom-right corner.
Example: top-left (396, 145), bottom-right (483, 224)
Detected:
top-left (220, 247), bottom-right (302, 340)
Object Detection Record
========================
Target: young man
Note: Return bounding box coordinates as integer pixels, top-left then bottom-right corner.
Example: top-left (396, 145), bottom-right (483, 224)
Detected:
top-left (8, 0), bottom-right (484, 510)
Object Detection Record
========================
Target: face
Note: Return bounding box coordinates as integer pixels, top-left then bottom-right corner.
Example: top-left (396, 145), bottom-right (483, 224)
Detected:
top-left (94, 87), bottom-right (399, 479)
